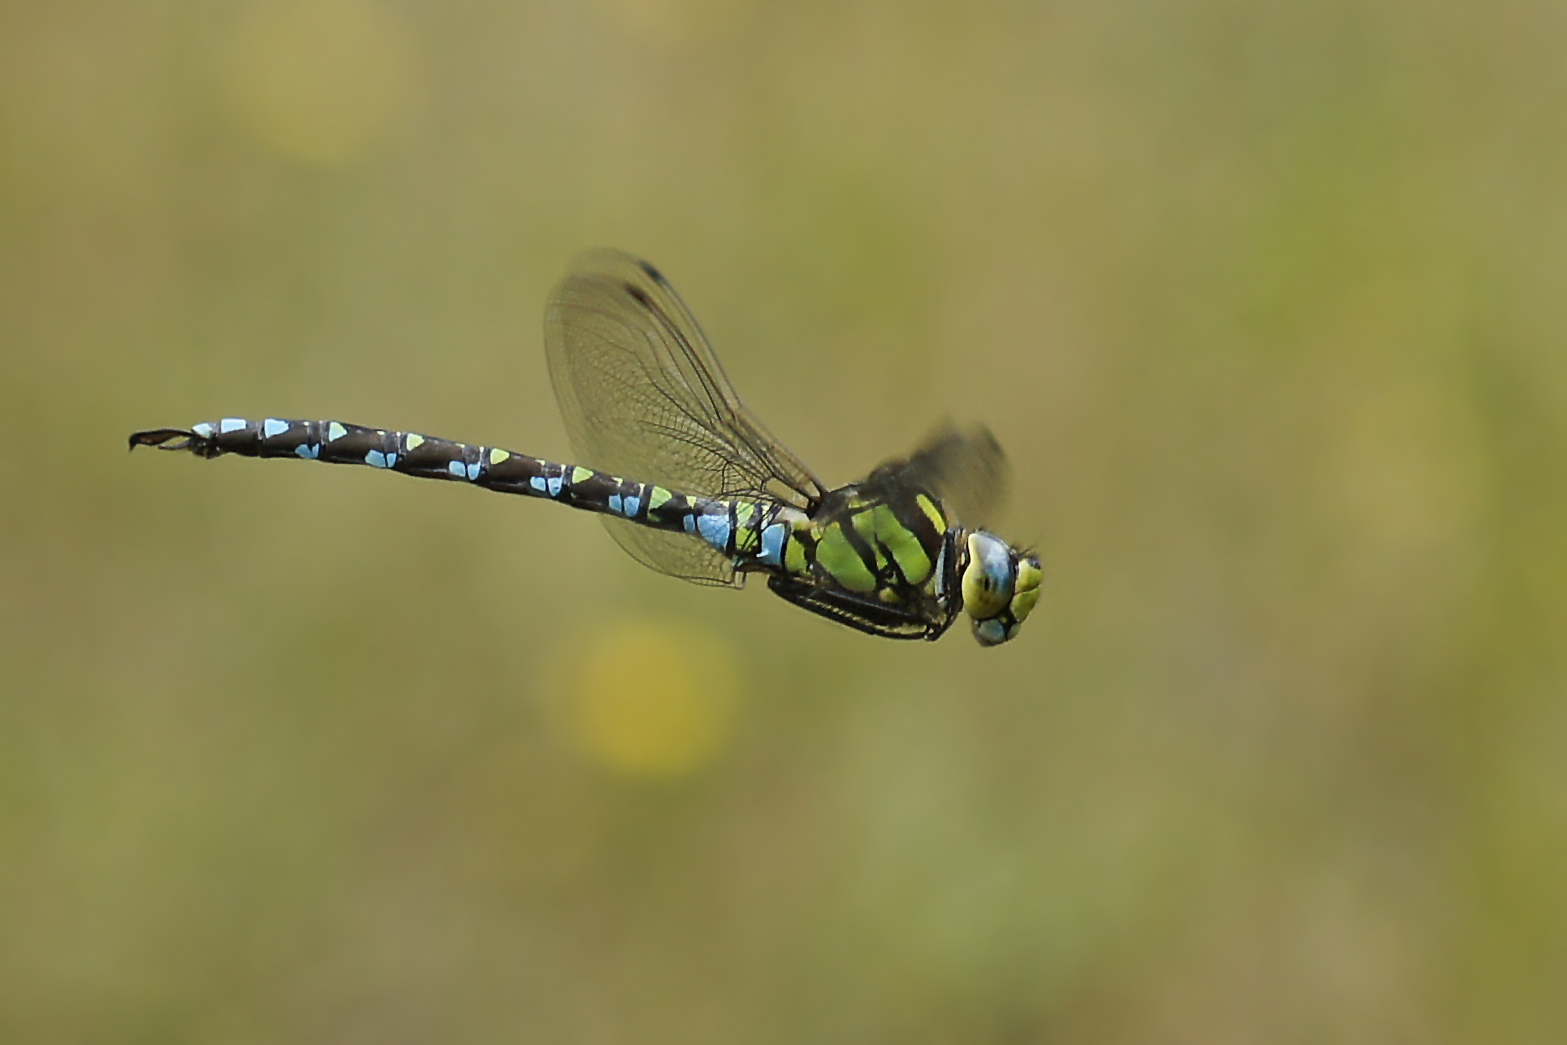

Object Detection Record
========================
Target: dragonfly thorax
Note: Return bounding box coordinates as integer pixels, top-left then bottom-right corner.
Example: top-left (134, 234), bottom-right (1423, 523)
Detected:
top-left (754, 478), bottom-right (963, 641)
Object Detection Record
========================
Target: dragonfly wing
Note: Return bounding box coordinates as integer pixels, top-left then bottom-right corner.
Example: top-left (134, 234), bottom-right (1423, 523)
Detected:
top-left (545, 250), bottom-right (825, 585)
top-left (880, 423), bottom-right (1011, 530)
top-left (598, 519), bottom-right (743, 587)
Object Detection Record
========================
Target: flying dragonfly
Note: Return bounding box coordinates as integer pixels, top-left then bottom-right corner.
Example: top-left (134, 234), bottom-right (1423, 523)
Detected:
top-left (130, 251), bottom-right (1042, 645)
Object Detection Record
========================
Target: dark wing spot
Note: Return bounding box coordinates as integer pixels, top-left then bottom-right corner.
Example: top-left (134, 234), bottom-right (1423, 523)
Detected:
top-left (636, 259), bottom-right (666, 283)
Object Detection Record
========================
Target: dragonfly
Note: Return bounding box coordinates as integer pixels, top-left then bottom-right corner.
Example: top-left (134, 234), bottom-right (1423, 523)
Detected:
top-left (130, 250), bottom-right (1042, 645)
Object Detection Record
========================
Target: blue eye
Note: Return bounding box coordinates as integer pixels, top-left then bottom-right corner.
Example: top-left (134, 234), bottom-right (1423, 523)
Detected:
top-left (962, 531), bottom-right (1016, 620)
top-left (973, 617), bottom-right (1009, 646)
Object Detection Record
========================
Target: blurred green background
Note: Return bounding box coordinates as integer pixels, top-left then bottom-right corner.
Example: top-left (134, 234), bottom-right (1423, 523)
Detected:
top-left (3, 1), bottom-right (1564, 1041)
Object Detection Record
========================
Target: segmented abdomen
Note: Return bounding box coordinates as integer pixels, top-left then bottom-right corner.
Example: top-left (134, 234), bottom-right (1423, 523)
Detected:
top-left (129, 417), bottom-right (804, 565)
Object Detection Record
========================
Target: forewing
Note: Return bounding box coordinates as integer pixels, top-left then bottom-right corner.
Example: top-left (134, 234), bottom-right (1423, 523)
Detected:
top-left (885, 423), bottom-right (1011, 529)
top-left (545, 250), bottom-right (824, 585)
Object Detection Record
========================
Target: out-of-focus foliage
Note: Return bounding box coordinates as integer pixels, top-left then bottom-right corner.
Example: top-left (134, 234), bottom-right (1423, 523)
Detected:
top-left (2, 1), bottom-right (1564, 1041)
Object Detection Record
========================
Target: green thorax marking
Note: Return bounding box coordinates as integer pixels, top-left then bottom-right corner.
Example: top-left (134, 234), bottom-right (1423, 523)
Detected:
top-left (814, 520), bottom-right (877, 592)
top-left (804, 480), bottom-right (950, 596)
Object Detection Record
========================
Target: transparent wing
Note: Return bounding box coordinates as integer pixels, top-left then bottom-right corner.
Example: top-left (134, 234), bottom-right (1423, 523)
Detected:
top-left (881, 423), bottom-right (1011, 529)
top-left (545, 249), bottom-right (825, 586)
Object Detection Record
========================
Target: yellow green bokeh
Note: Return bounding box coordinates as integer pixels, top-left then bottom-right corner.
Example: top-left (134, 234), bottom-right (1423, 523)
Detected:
top-left (221, 0), bottom-right (423, 165)
top-left (2, 0), bottom-right (1564, 1041)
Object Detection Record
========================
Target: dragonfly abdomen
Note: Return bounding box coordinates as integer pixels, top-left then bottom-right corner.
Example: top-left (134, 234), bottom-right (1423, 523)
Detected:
top-left (130, 417), bottom-right (580, 493)
top-left (126, 417), bottom-right (803, 557)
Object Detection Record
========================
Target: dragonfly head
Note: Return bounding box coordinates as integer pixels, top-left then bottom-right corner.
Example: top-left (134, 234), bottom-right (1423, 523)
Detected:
top-left (960, 531), bottom-right (1043, 646)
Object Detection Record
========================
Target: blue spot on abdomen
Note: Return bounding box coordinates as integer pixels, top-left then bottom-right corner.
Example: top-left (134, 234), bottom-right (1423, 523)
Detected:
top-left (759, 523), bottom-right (787, 565)
top-left (696, 512), bottom-right (732, 551)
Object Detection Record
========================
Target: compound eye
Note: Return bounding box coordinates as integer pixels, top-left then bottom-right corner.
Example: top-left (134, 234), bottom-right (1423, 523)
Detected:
top-left (1009, 555), bottom-right (1043, 623)
top-left (972, 617), bottom-right (1009, 647)
top-left (961, 532), bottom-right (1015, 620)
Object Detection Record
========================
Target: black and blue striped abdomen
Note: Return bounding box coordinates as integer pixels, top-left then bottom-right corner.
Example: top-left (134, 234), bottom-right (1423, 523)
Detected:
top-left (128, 417), bottom-right (805, 565)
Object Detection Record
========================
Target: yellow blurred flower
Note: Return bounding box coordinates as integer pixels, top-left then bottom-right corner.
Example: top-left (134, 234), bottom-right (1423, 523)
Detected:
top-left (560, 619), bottom-right (739, 778)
